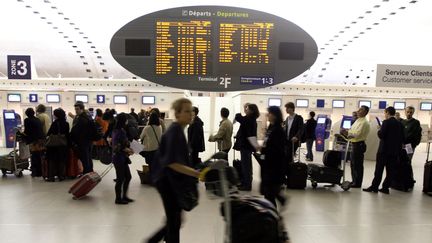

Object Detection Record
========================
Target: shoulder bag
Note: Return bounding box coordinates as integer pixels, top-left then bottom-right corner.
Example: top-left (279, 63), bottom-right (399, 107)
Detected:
top-left (45, 122), bottom-right (67, 147)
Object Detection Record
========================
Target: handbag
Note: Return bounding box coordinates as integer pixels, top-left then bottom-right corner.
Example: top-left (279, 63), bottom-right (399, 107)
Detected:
top-left (45, 123), bottom-right (67, 147)
top-left (99, 144), bottom-right (112, 165)
top-left (168, 173), bottom-right (199, 211)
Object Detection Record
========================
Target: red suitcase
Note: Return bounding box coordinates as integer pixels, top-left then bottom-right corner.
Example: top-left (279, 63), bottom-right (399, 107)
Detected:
top-left (68, 164), bottom-right (113, 199)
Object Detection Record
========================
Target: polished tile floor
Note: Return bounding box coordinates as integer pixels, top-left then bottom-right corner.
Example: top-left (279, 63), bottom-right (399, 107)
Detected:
top-left (1, 144), bottom-right (432, 243)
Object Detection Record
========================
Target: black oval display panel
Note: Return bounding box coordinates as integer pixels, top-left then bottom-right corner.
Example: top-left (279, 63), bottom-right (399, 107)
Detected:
top-left (111, 6), bottom-right (318, 91)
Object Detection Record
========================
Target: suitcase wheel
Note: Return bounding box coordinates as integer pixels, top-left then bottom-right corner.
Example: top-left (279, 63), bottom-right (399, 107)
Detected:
top-left (341, 181), bottom-right (351, 191)
top-left (311, 181), bottom-right (318, 189)
top-left (14, 170), bottom-right (23, 178)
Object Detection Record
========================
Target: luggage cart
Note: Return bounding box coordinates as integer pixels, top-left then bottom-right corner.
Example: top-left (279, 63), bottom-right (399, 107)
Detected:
top-left (308, 134), bottom-right (352, 191)
top-left (207, 160), bottom-right (233, 243)
top-left (0, 128), bottom-right (30, 177)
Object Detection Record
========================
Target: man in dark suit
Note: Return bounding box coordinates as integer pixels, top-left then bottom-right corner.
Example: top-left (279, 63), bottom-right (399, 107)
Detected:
top-left (284, 102), bottom-right (304, 163)
top-left (363, 106), bottom-right (404, 194)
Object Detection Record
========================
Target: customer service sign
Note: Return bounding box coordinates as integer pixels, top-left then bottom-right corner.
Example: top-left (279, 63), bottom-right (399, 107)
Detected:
top-left (376, 64), bottom-right (432, 88)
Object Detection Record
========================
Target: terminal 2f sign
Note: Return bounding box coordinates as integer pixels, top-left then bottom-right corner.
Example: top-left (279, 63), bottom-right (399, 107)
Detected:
top-left (7, 55), bottom-right (31, 79)
top-left (376, 64), bottom-right (432, 89)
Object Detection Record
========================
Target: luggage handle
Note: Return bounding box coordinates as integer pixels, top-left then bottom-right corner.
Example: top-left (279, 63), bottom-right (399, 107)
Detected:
top-left (427, 141), bottom-right (432, 162)
top-left (292, 140), bottom-right (301, 163)
top-left (100, 163), bottom-right (114, 178)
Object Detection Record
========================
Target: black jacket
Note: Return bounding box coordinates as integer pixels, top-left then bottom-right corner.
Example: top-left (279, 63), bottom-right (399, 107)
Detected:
top-left (260, 125), bottom-right (286, 185)
top-left (401, 118), bottom-right (422, 149)
top-left (234, 113), bottom-right (257, 151)
top-left (24, 117), bottom-right (45, 144)
top-left (284, 114), bottom-right (304, 141)
top-left (47, 119), bottom-right (70, 145)
top-left (304, 118), bottom-right (317, 140)
top-left (70, 113), bottom-right (92, 146)
top-left (188, 116), bottom-right (205, 152)
top-left (377, 117), bottom-right (405, 156)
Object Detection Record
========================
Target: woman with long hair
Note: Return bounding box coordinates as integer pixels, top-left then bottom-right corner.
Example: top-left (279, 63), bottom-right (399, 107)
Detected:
top-left (111, 113), bottom-right (134, 205)
top-left (259, 106), bottom-right (286, 208)
top-left (46, 108), bottom-right (70, 181)
top-left (139, 112), bottom-right (162, 172)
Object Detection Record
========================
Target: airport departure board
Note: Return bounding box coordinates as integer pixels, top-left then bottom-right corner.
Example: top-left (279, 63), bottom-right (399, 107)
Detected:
top-left (155, 20), bottom-right (212, 75)
top-left (154, 20), bottom-right (274, 77)
top-left (111, 6), bottom-right (318, 91)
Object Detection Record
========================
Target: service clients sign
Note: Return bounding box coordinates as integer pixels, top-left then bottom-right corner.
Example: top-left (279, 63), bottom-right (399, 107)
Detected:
top-left (376, 64), bottom-right (432, 89)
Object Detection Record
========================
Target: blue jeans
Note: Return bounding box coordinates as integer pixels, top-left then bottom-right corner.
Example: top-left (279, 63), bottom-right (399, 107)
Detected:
top-left (240, 149), bottom-right (253, 188)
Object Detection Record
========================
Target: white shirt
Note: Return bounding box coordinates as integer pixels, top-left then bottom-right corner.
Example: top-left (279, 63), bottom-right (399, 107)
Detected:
top-left (286, 114), bottom-right (296, 137)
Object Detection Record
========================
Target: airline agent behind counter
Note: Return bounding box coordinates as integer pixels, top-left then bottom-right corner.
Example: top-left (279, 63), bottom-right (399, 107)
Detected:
top-left (341, 105), bottom-right (370, 188)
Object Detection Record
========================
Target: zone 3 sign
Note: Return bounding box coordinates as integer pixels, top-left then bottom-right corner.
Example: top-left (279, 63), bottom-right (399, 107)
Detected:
top-left (7, 55), bottom-right (31, 79)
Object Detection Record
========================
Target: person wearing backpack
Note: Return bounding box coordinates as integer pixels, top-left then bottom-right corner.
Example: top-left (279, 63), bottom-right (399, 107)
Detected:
top-left (70, 101), bottom-right (94, 174)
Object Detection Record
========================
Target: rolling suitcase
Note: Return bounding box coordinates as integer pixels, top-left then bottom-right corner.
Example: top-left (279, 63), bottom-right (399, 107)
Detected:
top-left (66, 149), bottom-right (83, 178)
top-left (287, 143), bottom-right (307, 189)
top-left (223, 196), bottom-right (285, 243)
top-left (323, 150), bottom-right (342, 168)
top-left (68, 163), bottom-right (113, 199)
top-left (392, 149), bottom-right (415, 192)
top-left (423, 142), bottom-right (432, 195)
top-left (232, 148), bottom-right (243, 182)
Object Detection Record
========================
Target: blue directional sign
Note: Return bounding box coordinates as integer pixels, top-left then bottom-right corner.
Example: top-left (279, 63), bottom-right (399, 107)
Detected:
top-left (29, 94), bottom-right (38, 103)
top-left (96, 95), bottom-right (105, 104)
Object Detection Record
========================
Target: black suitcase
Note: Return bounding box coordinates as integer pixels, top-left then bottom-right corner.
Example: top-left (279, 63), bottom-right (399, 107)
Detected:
top-left (308, 163), bottom-right (343, 185)
top-left (287, 162), bottom-right (308, 189)
top-left (323, 150), bottom-right (342, 168)
top-left (286, 143), bottom-right (307, 189)
top-left (423, 142), bottom-right (432, 195)
top-left (392, 150), bottom-right (415, 192)
top-left (232, 149), bottom-right (243, 182)
top-left (221, 196), bottom-right (287, 243)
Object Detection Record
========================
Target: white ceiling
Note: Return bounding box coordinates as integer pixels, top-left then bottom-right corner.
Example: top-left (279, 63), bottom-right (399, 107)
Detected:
top-left (0, 0), bottom-right (429, 87)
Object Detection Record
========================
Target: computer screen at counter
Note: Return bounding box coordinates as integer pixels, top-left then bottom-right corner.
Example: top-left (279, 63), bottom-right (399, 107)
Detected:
top-left (317, 117), bottom-right (326, 124)
top-left (342, 120), bottom-right (352, 129)
top-left (7, 94), bottom-right (21, 102)
top-left (268, 98), bottom-right (281, 107)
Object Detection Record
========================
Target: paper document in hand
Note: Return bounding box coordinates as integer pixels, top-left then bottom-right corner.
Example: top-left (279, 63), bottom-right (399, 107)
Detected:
top-left (404, 144), bottom-right (414, 154)
top-left (130, 139), bottom-right (144, 154)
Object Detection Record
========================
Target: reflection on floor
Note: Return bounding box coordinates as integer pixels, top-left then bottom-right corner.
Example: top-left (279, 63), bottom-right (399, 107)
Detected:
top-left (0, 144), bottom-right (432, 243)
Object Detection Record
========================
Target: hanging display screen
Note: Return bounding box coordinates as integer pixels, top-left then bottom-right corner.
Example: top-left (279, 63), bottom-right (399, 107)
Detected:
top-left (111, 6), bottom-right (318, 91)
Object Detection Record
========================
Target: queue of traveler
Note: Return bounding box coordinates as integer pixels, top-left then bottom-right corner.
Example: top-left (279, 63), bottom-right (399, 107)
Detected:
top-left (18, 97), bottom-right (424, 243)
